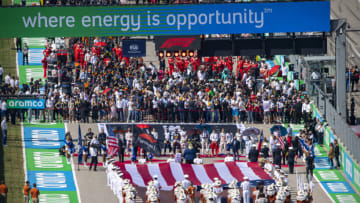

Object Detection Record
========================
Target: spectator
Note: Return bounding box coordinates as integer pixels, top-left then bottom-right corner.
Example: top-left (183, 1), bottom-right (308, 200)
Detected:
top-left (23, 43), bottom-right (29, 65)
top-left (0, 65), bottom-right (3, 86)
top-left (334, 139), bottom-right (340, 169)
top-left (193, 153), bottom-right (203, 164)
top-left (183, 145), bottom-right (196, 164)
top-left (1, 117), bottom-right (7, 146)
top-left (328, 143), bottom-right (335, 170)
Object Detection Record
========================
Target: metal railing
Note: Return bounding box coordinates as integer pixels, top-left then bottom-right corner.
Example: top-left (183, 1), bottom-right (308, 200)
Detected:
top-left (311, 85), bottom-right (360, 164)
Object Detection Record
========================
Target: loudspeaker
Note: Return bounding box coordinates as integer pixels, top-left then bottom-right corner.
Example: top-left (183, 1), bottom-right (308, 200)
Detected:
top-left (289, 64), bottom-right (294, 71)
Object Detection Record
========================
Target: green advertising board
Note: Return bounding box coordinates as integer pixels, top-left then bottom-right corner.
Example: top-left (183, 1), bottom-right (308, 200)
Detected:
top-left (26, 148), bottom-right (72, 171)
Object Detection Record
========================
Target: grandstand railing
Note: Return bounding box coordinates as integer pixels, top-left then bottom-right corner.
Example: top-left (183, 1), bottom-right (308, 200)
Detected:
top-left (310, 84), bottom-right (360, 164)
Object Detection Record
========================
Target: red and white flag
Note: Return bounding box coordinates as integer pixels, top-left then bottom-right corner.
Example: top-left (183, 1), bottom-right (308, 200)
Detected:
top-left (115, 162), bottom-right (272, 190)
top-left (107, 126), bottom-right (119, 158)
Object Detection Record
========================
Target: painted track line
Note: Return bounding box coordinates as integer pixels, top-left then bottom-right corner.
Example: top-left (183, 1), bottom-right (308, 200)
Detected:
top-left (66, 123), bottom-right (82, 203)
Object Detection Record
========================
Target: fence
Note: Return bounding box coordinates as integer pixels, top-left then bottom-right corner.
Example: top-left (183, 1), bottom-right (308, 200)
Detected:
top-left (311, 85), bottom-right (360, 164)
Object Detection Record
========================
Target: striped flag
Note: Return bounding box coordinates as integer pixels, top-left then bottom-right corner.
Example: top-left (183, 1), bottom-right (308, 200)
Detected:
top-left (278, 136), bottom-right (285, 150)
top-left (114, 162), bottom-right (272, 190)
top-left (107, 125), bottom-right (119, 158)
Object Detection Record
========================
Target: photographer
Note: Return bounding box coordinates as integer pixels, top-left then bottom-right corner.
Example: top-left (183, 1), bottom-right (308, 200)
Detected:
top-left (89, 135), bottom-right (100, 171)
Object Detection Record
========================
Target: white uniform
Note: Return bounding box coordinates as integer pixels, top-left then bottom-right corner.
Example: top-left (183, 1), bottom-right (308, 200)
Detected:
top-left (153, 180), bottom-right (160, 193)
top-left (224, 156), bottom-right (234, 162)
top-left (219, 132), bottom-right (226, 153)
top-left (241, 181), bottom-right (250, 203)
top-left (201, 131), bottom-right (210, 154)
top-left (194, 158), bottom-right (203, 164)
top-left (182, 179), bottom-right (191, 190)
top-left (213, 186), bottom-right (223, 203)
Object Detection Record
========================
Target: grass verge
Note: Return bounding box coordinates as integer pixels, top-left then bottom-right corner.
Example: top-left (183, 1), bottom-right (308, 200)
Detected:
top-left (0, 0), bottom-right (25, 201)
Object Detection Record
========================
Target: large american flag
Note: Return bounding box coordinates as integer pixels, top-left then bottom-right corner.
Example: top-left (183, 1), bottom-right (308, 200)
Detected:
top-left (107, 125), bottom-right (119, 158)
top-left (113, 162), bottom-right (272, 190)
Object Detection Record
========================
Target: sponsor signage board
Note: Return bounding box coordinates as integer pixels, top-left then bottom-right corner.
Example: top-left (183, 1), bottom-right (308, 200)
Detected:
top-left (0, 1), bottom-right (330, 37)
top-left (7, 99), bottom-right (45, 109)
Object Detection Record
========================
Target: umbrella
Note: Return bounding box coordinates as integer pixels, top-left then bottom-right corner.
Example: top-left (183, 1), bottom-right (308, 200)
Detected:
top-left (101, 87), bottom-right (112, 95)
top-left (94, 41), bottom-right (107, 47)
top-left (196, 124), bottom-right (212, 133)
top-left (269, 65), bottom-right (280, 76)
top-left (242, 127), bottom-right (261, 138)
top-left (270, 125), bottom-right (288, 136)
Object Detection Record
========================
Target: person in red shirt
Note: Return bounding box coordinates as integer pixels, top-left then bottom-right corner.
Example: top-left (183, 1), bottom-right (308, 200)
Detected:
top-left (225, 56), bottom-right (233, 73)
top-left (112, 45), bottom-right (123, 62)
top-left (168, 56), bottom-right (175, 75)
top-left (176, 56), bottom-right (184, 73)
top-left (42, 46), bottom-right (51, 57)
top-left (79, 47), bottom-right (85, 70)
top-left (246, 100), bottom-right (254, 124)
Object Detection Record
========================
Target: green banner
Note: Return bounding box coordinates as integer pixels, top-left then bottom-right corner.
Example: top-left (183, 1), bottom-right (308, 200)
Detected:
top-left (329, 193), bottom-right (360, 203)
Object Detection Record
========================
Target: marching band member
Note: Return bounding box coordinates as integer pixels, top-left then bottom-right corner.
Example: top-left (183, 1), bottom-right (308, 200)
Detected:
top-left (212, 180), bottom-right (223, 203)
top-left (241, 177), bottom-right (251, 203)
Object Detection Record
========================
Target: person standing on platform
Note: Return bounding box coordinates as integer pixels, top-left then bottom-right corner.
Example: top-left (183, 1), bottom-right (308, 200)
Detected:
top-left (232, 136), bottom-right (240, 161)
top-left (210, 129), bottom-right (219, 157)
top-left (273, 143), bottom-right (282, 169)
top-left (287, 147), bottom-right (296, 174)
top-left (201, 127), bottom-right (209, 155)
top-left (118, 133), bottom-right (127, 163)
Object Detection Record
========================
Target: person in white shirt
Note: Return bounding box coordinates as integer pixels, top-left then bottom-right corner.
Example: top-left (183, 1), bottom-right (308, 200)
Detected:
top-left (167, 153), bottom-right (175, 163)
top-left (125, 128), bottom-right (133, 155)
top-left (219, 128), bottom-right (226, 154)
top-left (225, 131), bottom-right (233, 153)
top-left (46, 98), bottom-right (54, 122)
top-left (210, 130), bottom-right (219, 157)
top-left (89, 135), bottom-right (99, 171)
top-left (174, 149), bottom-right (182, 163)
top-left (302, 99), bottom-right (312, 123)
top-left (4, 73), bottom-right (10, 85)
top-left (193, 153), bottom-right (203, 164)
top-left (241, 177), bottom-right (251, 203)
top-left (1, 100), bottom-right (7, 120)
top-left (263, 98), bottom-right (271, 124)
top-left (153, 175), bottom-right (160, 193)
top-left (151, 128), bottom-right (159, 140)
top-left (127, 98), bottom-right (135, 122)
top-left (224, 153), bottom-right (234, 162)
top-left (182, 175), bottom-right (191, 190)
top-left (201, 128), bottom-right (210, 155)
top-left (1, 117), bottom-right (7, 146)
top-left (0, 65), bottom-right (3, 85)
top-left (212, 180), bottom-right (223, 203)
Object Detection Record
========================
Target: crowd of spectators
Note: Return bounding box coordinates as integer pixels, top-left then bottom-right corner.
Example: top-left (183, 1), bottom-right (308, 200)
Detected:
top-left (1, 36), bottom-right (317, 125)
